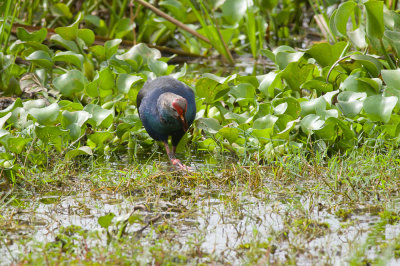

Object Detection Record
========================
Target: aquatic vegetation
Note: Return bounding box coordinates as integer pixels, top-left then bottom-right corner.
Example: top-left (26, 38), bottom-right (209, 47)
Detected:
top-left (1, 0), bottom-right (400, 264)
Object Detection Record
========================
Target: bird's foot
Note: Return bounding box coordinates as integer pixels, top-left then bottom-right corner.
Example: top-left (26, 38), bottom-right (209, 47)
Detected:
top-left (171, 158), bottom-right (192, 171)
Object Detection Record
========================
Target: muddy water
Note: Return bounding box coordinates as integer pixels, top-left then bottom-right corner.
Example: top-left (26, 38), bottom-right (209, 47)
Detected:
top-left (2, 178), bottom-right (400, 265)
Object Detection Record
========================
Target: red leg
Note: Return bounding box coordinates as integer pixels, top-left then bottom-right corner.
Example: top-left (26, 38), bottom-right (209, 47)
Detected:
top-left (163, 142), bottom-right (191, 171)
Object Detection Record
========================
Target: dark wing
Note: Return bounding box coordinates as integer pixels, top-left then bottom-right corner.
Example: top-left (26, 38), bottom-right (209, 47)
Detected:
top-left (136, 77), bottom-right (153, 110)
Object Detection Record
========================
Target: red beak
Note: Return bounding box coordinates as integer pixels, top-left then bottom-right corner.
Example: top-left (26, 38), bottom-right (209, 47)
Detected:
top-left (179, 114), bottom-right (188, 131)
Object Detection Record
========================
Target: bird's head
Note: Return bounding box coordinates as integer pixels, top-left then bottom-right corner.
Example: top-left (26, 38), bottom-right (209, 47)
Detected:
top-left (158, 93), bottom-right (189, 132)
top-left (172, 97), bottom-right (188, 131)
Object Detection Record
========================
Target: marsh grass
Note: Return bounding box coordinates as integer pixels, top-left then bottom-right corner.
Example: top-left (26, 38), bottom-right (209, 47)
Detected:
top-left (1, 147), bottom-right (400, 264)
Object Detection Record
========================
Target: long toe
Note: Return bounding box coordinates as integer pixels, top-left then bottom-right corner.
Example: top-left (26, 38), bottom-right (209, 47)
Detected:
top-left (171, 158), bottom-right (192, 171)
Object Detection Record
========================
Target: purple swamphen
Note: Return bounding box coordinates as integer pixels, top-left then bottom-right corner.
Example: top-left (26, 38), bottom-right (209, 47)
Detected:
top-left (137, 76), bottom-right (196, 169)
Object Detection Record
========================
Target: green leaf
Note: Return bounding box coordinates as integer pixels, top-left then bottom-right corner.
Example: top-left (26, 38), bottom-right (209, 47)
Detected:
top-left (348, 27), bottom-right (367, 49)
top-left (54, 13), bottom-right (82, 41)
top-left (364, 0), bottom-right (384, 39)
top-left (0, 98), bottom-right (22, 118)
top-left (276, 51), bottom-right (304, 69)
top-left (50, 34), bottom-right (79, 53)
top-left (350, 54), bottom-right (382, 77)
top-left (26, 51), bottom-right (53, 69)
top-left (337, 91), bottom-right (367, 118)
top-left (333, 1), bottom-right (357, 37)
top-left (105, 39), bottom-right (122, 60)
top-left (53, 51), bottom-right (84, 69)
top-left (302, 78), bottom-right (333, 93)
top-left (363, 95), bottom-right (397, 123)
top-left (148, 58), bottom-right (168, 76)
top-left (306, 42), bottom-right (347, 67)
top-left (83, 104), bottom-right (114, 128)
top-left (300, 114), bottom-right (325, 135)
top-left (62, 110), bottom-right (91, 140)
top-left (88, 131), bottom-right (113, 148)
top-left (16, 27), bottom-right (47, 43)
top-left (53, 70), bottom-right (86, 97)
top-left (196, 75), bottom-right (231, 104)
top-left (382, 69), bottom-right (400, 90)
top-left (221, 0), bottom-right (247, 24)
top-left (253, 114), bottom-right (278, 129)
top-left (0, 113), bottom-right (11, 129)
top-left (77, 28), bottom-right (95, 46)
top-left (65, 146), bottom-right (93, 160)
top-left (273, 97), bottom-right (300, 118)
top-left (7, 137), bottom-right (31, 154)
top-left (197, 118), bottom-right (222, 134)
top-left (35, 126), bottom-right (69, 152)
top-left (230, 83), bottom-right (255, 103)
top-left (98, 213), bottom-right (115, 229)
top-left (116, 43), bottom-right (161, 65)
top-left (300, 97), bottom-right (327, 117)
top-left (217, 127), bottom-right (239, 143)
top-left (117, 74), bottom-right (142, 94)
top-left (281, 62), bottom-right (315, 91)
top-left (51, 3), bottom-right (72, 18)
top-left (28, 103), bottom-right (60, 125)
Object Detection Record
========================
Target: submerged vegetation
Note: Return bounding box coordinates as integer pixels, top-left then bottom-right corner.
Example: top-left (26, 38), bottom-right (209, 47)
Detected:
top-left (1, 0), bottom-right (400, 264)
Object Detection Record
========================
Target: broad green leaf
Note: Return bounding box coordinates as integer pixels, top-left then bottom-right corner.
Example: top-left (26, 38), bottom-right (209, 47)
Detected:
top-left (348, 27), bottom-right (367, 49)
top-left (62, 110), bottom-right (91, 140)
top-left (117, 74), bottom-right (142, 94)
top-left (51, 3), bottom-right (72, 18)
top-left (253, 115), bottom-right (278, 129)
top-left (90, 45), bottom-right (106, 61)
top-left (337, 91), bottom-right (366, 118)
top-left (281, 62), bottom-right (315, 91)
top-left (0, 98), bottom-right (22, 118)
top-left (258, 71), bottom-right (282, 98)
top-left (16, 27), bottom-right (47, 43)
top-left (148, 58), bottom-right (168, 76)
top-left (196, 78), bottom-right (230, 104)
top-left (35, 126), bottom-right (69, 152)
top-left (53, 51), bottom-right (84, 69)
top-left (221, 0), bottom-right (247, 24)
top-left (230, 83), bottom-right (255, 103)
top-left (385, 30), bottom-right (400, 56)
top-left (84, 104), bottom-right (114, 128)
top-left (382, 69), bottom-right (400, 90)
top-left (197, 118), bottom-right (222, 134)
top-left (302, 78), bottom-right (333, 93)
top-left (65, 146), bottom-right (93, 160)
top-left (300, 114), bottom-right (325, 135)
top-left (350, 54), bottom-right (381, 77)
top-left (273, 97), bottom-right (300, 118)
top-left (364, 0), bottom-right (384, 39)
top-left (276, 51), bottom-right (304, 69)
top-left (7, 137), bottom-right (31, 154)
top-left (53, 70), bottom-right (86, 97)
top-left (54, 13), bottom-right (82, 41)
top-left (333, 1), bottom-right (357, 37)
top-left (217, 127), bottom-right (239, 143)
top-left (26, 51), bottom-right (53, 69)
top-left (300, 97), bottom-right (327, 117)
top-left (50, 34), bottom-right (79, 53)
top-left (98, 213), bottom-right (115, 229)
top-left (340, 73), bottom-right (377, 96)
top-left (114, 18), bottom-right (134, 39)
top-left (77, 28), bottom-right (95, 46)
top-left (88, 131), bottom-right (113, 148)
top-left (29, 103), bottom-right (60, 125)
top-left (0, 113), bottom-right (11, 129)
top-left (306, 42), bottom-right (347, 67)
top-left (116, 43), bottom-right (161, 65)
top-left (363, 95), bottom-right (397, 123)
top-left (105, 39), bottom-right (122, 60)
